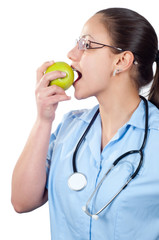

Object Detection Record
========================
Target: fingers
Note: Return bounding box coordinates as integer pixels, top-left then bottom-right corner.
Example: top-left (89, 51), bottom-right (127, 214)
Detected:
top-left (36, 61), bottom-right (54, 83)
top-left (36, 84), bottom-right (71, 112)
top-left (46, 93), bottom-right (71, 105)
top-left (38, 71), bottom-right (66, 88)
top-left (35, 61), bottom-right (71, 122)
top-left (35, 85), bottom-right (71, 122)
top-left (36, 61), bottom-right (67, 88)
top-left (36, 84), bottom-right (70, 101)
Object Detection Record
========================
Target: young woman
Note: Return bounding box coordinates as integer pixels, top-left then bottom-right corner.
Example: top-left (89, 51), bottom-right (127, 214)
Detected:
top-left (12, 8), bottom-right (159, 240)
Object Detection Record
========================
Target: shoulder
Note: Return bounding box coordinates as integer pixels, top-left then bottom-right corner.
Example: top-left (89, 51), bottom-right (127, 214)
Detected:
top-left (148, 101), bottom-right (159, 130)
top-left (145, 101), bottom-right (159, 153)
top-left (62, 105), bottom-right (99, 124)
top-left (50, 105), bottom-right (99, 141)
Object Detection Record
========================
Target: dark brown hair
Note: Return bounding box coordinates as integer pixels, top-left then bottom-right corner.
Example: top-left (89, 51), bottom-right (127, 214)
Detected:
top-left (96, 8), bottom-right (159, 108)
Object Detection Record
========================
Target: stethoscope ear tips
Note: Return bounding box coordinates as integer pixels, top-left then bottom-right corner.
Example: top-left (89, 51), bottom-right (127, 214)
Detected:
top-left (92, 215), bottom-right (99, 220)
top-left (82, 206), bottom-right (99, 220)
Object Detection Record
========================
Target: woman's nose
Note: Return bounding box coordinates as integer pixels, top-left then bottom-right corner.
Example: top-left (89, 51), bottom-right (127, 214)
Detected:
top-left (67, 45), bottom-right (82, 62)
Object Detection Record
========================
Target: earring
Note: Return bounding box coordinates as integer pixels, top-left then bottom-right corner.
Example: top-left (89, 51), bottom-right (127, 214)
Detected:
top-left (113, 69), bottom-right (120, 77)
top-left (133, 60), bottom-right (138, 65)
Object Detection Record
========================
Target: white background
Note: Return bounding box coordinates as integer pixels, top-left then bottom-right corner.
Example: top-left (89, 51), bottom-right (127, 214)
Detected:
top-left (0, 0), bottom-right (158, 239)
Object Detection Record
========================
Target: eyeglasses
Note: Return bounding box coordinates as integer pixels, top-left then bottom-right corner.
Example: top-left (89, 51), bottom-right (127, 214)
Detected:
top-left (76, 37), bottom-right (123, 52)
top-left (75, 37), bottom-right (138, 65)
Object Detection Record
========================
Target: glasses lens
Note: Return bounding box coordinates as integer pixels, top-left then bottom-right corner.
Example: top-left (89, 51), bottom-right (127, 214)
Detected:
top-left (78, 38), bottom-right (86, 50)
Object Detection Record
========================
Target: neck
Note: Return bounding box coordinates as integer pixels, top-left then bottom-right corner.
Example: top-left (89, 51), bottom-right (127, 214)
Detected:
top-left (98, 90), bottom-right (140, 150)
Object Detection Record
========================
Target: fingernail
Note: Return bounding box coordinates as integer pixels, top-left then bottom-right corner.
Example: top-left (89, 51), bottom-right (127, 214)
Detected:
top-left (67, 96), bottom-right (71, 100)
top-left (61, 72), bottom-right (66, 76)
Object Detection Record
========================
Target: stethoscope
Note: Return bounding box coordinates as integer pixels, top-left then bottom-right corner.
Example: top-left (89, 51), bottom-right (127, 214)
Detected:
top-left (68, 96), bottom-right (148, 220)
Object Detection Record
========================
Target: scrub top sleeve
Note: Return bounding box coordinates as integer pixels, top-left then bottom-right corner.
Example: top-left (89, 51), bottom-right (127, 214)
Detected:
top-left (45, 111), bottom-right (73, 189)
top-left (45, 123), bottom-right (62, 189)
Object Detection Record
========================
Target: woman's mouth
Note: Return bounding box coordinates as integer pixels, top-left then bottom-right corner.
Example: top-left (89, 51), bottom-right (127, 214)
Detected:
top-left (71, 66), bottom-right (82, 84)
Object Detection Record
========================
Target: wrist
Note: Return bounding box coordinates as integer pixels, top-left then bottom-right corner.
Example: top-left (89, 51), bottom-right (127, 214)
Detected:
top-left (35, 116), bottom-right (53, 129)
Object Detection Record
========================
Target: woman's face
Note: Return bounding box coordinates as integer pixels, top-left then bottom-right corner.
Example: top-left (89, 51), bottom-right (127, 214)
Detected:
top-left (67, 14), bottom-right (116, 100)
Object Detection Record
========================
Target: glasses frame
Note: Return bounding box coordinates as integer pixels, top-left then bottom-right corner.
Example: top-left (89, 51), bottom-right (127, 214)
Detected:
top-left (76, 37), bottom-right (123, 52)
top-left (76, 37), bottom-right (138, 65)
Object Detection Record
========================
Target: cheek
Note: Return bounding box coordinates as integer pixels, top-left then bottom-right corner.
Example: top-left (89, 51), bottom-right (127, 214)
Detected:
top-left (82, 57), bottom-right (110, 87)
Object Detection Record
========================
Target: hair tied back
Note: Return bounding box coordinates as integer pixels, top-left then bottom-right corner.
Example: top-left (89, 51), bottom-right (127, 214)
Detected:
top-left (155, 50), bottom-right (159, 63)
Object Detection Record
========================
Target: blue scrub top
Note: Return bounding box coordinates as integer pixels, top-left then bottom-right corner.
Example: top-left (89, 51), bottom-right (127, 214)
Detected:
top-left (46, 99), bottom-right (159, 240)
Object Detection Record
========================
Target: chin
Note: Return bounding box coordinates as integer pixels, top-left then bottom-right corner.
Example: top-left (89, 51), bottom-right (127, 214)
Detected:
top-left (73, 80), bottom-right (95, 100)
top-left (74, 92), bottom-right (85, 100)
top-left (74, 89), bottom-right (93, 100)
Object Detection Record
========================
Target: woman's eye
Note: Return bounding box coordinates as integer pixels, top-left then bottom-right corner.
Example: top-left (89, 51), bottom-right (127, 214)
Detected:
top-left (85, 42), bottom-right (91, 49)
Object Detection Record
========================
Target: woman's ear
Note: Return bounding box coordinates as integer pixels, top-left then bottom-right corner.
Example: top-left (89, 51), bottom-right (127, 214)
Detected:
top-left (114, 51), bottom-right (135, 73)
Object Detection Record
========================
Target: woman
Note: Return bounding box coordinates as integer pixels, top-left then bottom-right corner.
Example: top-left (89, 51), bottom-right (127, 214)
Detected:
top-left (12, 8), bottom-right (159, 239)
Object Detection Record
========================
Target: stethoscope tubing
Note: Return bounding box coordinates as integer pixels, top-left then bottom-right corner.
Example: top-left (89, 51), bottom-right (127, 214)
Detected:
top-left (72, 108), bottom-right (99, 173)
top-left (70, 96), bottom-right (148, 219)
top-left (73, 95), bottom-right (148, 175)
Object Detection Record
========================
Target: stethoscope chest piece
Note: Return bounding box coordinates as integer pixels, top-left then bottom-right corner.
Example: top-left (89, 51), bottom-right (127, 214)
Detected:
top-left (68, 172), bottom-right (87, 191)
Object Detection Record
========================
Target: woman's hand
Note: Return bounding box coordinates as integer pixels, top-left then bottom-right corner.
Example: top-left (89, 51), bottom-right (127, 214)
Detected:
top-left (35, 61), bottom-right (71, 123)
top-left (12, 60), bottom-right (72, 213)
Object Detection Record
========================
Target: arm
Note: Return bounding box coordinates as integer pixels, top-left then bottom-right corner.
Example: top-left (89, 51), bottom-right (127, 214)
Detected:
top-left (11, 61), bottom-right (71, 213)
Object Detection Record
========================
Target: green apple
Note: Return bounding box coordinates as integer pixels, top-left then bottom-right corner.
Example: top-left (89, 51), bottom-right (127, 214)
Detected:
top-left (45, 62), bottom-right (74, 90)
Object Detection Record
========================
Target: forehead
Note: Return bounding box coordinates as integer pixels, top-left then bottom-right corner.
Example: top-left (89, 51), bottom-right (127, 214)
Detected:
top-left (81, 14), bottom-right (110, 42)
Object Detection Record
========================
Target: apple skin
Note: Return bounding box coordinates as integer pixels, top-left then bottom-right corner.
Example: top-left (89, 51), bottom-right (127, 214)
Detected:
top-left (45, 62), bottom-right (74, 90)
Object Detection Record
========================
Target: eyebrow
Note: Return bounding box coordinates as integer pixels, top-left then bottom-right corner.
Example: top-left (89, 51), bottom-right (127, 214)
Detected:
top-left (81, 34), bottom-right (95, 40)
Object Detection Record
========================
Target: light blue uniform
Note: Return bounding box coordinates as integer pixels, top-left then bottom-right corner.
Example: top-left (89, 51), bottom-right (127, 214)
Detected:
top-left (46, 99), bottom-right (159, 240)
